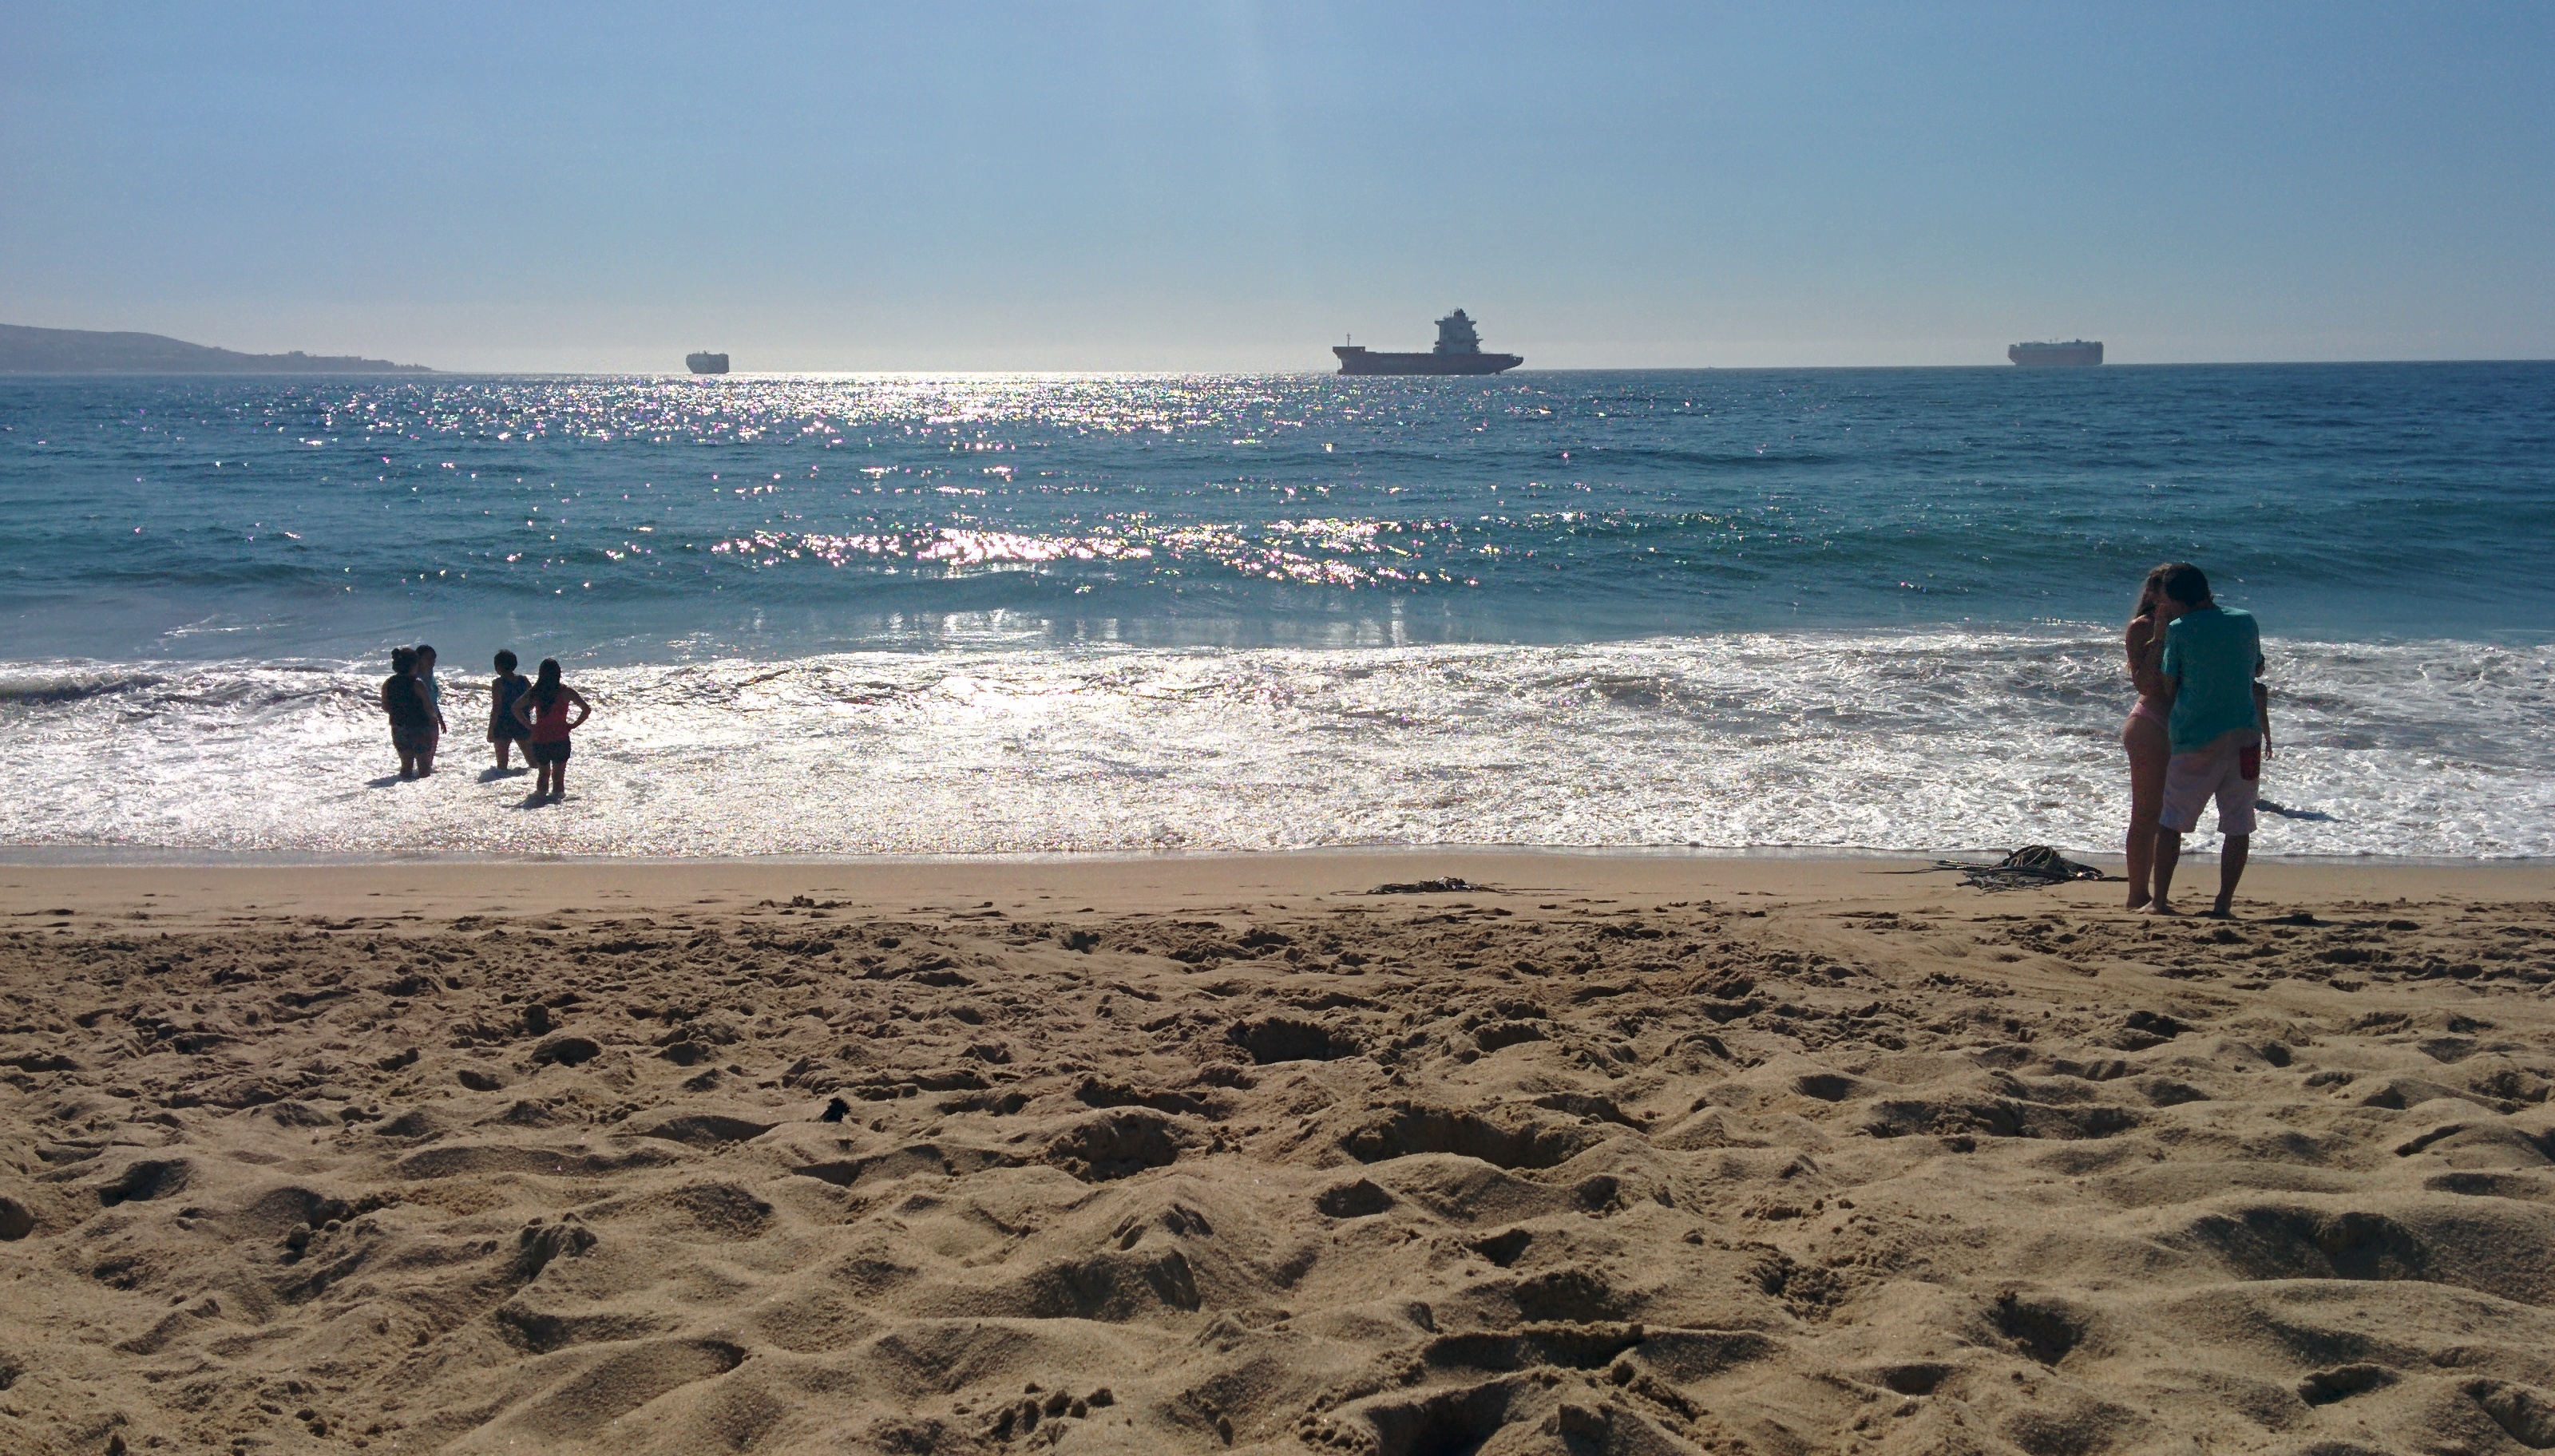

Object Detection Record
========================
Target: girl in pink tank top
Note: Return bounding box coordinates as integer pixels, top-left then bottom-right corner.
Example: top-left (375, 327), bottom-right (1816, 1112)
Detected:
top-left (510, 658), bottom-right (592, 803)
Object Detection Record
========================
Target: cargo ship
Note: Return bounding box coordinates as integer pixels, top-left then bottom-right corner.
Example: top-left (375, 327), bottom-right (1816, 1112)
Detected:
top-left (686, 351), bottom-right (730, 374)
top-left (1333, 310), bottom-right (1523, 375)
top-left (2008, 339), bottom-right (2102, 367)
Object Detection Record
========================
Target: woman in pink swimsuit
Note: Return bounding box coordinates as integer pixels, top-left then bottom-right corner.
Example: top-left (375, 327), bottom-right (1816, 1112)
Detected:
top-left (2122, 564), bottom-right (2185, 908)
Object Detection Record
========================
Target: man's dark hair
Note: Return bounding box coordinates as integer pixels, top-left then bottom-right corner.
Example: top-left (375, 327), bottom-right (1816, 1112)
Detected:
top-left (2158, 563), bottom-right (2212, 607)
top-left (390, 646), bottom-right (418, 674)
top-left (494, 649), bottom-right (518, 673)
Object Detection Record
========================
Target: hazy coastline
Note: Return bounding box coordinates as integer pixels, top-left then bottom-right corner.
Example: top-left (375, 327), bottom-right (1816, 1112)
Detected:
top-left (0, 322), bottom-right (431, 374)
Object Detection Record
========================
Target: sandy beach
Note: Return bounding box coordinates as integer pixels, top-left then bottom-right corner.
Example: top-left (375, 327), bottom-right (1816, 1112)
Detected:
top-left (4, 853), bottom-right (2553, 1455)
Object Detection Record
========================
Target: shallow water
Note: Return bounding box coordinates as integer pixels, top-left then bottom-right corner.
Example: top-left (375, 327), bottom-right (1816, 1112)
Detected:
top-left (3, 366), bottom-right (2550, 857)
top-left (2, 633), bottom-right (2545, 859)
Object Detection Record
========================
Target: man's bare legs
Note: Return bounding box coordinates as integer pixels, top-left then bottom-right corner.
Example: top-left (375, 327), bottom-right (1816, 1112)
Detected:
top-left (2148, 829), bottom-right (2185, 915)
top-left (2212, 833), bottom-right (2248, 917)
top-left (2147, 829), bottom-right (2249, 917)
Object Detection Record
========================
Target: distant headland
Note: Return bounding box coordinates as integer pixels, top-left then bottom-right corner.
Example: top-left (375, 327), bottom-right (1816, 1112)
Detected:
top-left (0, 323), bottom-right (433, 374)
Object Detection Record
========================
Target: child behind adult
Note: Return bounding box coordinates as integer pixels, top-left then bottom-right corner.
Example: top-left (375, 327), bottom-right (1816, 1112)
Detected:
top-left (380, 646), bottom-right (437, 780)
top-left (2148, 563), bottom-right (2269, 917)
top-left (414, 645), bottom-right (446, 722)
top-left (414, 643), bottom-right (449, 765)
top-left (510, 657), bottom-right (592, 802)
top-left (487, 650), bottom-right (533, 772)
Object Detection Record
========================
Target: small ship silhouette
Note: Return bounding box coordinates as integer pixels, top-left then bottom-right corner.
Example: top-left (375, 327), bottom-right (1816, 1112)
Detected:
top-left (2008, 339), bottom-right (2101, 366)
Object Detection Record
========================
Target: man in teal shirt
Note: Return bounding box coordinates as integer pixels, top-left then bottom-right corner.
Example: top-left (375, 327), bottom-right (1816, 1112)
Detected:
top-left (2149, 563), bottom-right (2267, 916)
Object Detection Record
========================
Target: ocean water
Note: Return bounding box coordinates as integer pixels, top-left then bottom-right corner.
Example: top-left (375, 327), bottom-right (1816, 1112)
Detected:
top-left (2, 365), bottom-right (2550, 859)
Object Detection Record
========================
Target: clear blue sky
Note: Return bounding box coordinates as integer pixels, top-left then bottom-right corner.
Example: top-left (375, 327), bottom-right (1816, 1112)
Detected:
top-left (4, 2), bottom-right (2549, 370)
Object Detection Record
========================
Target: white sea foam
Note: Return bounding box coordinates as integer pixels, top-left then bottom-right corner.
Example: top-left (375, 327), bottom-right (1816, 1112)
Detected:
top-left (0, 631), bottom-right (2547, 860)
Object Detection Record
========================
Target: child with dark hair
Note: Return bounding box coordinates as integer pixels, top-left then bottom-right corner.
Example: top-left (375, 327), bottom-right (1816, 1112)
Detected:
top-left (414, 644), bottom-right (447, 734)
top-left (487, 649), bottom-right (532, 772)
top-left (410, 643), bottom-right (449, 776)
top-left (510, 657), bottom-right (591, 802)
top-left (381, 646), bottom-right (438, 780)
top-left (2148, 563), bottom-right (2271, 917)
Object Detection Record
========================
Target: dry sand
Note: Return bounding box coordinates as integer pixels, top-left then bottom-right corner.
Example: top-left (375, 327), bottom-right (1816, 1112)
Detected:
top-left (2, 853), bottom-right (2553, 1456)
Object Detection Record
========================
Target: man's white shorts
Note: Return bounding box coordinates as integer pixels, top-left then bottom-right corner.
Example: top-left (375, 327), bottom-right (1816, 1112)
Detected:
top-left (2160, 735), bottom-right (2260, 837)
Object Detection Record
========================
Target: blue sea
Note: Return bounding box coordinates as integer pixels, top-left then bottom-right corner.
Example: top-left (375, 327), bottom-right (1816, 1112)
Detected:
top-left (2, 365), bottom-right (2550, 859)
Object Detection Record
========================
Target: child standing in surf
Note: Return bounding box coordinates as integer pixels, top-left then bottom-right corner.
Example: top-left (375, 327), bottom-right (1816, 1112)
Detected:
top-left (510, 657), bottom-right (591, 803)
top-left (487, 649), bottom-right (532, 773)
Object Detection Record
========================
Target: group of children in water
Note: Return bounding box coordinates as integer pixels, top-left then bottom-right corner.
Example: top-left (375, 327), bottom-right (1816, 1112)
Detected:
top-left (380, 645), bottom-right (592, 801)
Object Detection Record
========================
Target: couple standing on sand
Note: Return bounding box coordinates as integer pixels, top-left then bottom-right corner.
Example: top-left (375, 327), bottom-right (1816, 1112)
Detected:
top-left (382, 647), bottom-right (591, 801)
top-left (2121, 563), bottom-right (2269, 916)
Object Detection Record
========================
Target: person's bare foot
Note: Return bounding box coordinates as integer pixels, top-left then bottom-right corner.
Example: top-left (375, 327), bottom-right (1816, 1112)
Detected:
top-left (2207, 900), bottom-right (2236, 919)
top-left (2140, 901), bottom-right (2180, 916)
top-left (2125, 890), bottom-right (2152, 911)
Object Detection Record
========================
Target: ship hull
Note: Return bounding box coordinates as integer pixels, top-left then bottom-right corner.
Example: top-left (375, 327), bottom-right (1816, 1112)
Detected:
top-left (1334, 346), bottom-right (1522, 376)
top-left (686, 352), bottom-right (730, 374)
top-left (2008, 342), bottom-right (2102, 367)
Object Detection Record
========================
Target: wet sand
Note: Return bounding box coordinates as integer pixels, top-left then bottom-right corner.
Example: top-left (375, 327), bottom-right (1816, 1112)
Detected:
top-left (3, 853), bottom-right (2552, 1454)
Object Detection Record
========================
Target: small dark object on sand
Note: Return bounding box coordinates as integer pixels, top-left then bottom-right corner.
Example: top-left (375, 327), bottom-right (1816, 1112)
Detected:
top-left (1936, 846), bottom-right (2110, 892)
top-left (1368, 877), bottom-right (1491, 896)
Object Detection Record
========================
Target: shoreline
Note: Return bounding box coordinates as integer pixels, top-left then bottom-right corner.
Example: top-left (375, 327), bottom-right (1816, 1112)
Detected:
top-left (6, 851), bottom-right (2551, 924)
top-left (5, 843), bottom-right (2551, 870)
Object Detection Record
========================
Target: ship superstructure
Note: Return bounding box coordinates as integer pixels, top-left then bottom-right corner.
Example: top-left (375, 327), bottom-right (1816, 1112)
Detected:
top-left (1334, 310), bottom-right (1523, 375)
top-left (2008, 340), bottom-right (2102, 366)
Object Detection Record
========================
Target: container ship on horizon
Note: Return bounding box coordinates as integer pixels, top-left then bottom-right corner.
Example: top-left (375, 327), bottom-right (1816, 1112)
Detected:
top-left (686, 351), bottom-right (730, 374)
top-left (2008, 339), bottom-right (2103, 366)
top-left (1333, 310), bottom-right (1523, 375)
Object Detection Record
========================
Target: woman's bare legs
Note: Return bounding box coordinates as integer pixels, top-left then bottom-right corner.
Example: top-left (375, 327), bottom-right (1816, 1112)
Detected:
top-left (2123, 714), bottom-right (2171, 908)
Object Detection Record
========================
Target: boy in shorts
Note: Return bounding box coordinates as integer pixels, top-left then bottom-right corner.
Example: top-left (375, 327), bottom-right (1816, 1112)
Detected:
top-left (2147, 563), bottom-right (2268, 917)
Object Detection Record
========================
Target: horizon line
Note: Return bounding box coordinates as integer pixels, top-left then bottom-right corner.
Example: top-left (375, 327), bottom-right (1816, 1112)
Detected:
top-left (8, 356), bottom-right (2555, 379)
